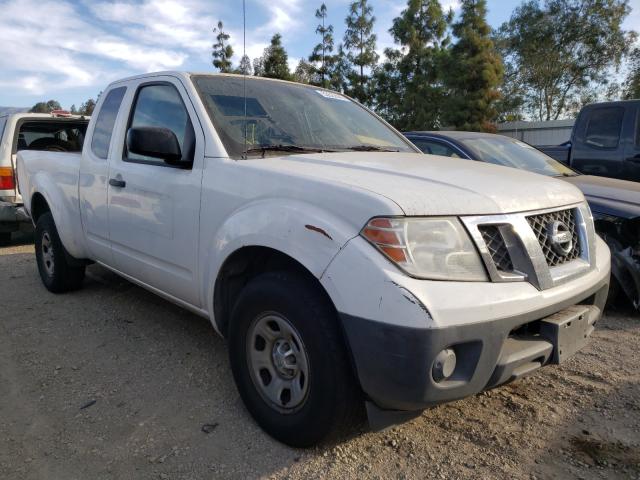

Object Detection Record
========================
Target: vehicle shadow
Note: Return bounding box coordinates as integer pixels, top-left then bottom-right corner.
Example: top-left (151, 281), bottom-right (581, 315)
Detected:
top-left (4, 229), bottom-right (34, 246)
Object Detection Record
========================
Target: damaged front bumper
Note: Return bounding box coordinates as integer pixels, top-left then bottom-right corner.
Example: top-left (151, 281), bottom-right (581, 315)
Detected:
top-left (321, 234), bottom-right (610, 429)
top-left (595, 214), bottom-right (640, 309)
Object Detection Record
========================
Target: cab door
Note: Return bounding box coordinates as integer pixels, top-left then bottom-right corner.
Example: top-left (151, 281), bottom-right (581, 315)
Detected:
top-left (623, 104), bottom-right (640, 182)
top-left (571, 105), bottom-right (626, 179)
top-left (106, 77), bottom-right (204, 307)
top-left (79, 86), bottom-right (127, 264)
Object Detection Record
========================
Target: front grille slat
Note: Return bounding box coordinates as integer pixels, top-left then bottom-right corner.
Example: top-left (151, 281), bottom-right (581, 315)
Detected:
top-left (479, 225), bottom-right (513, 272)
top-left (526, 209), bottom-right (580, 267)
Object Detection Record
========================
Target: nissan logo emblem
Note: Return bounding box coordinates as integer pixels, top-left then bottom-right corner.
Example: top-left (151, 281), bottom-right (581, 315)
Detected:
top-left (547, 220), bottom-right (573, 256)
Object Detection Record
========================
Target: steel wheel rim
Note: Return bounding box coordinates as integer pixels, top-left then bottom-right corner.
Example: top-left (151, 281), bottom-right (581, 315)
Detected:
top-left (41, 232), bottom-right (54, 276)
top-left (246, 313), bottom-right (310, 413)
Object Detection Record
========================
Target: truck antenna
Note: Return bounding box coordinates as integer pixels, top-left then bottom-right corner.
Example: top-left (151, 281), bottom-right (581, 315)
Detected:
top-left (242, 0), bottom-right (248, 159)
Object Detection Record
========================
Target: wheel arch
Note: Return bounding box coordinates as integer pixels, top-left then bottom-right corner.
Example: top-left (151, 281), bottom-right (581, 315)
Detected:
top-left (30, 191), bottom-right (51, 224)
top-left (213, 245), bottom-right (364, 407)
top-left (213, 245), bottom-right (337, 337)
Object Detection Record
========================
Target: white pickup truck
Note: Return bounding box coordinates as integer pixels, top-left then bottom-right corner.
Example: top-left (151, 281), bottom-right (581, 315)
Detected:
top-left (0, 112), bottom-right (89, 244)
top-left (17, 72), bottom-right (611, 447)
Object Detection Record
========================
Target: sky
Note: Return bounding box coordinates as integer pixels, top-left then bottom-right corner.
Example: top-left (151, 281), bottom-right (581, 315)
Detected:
top-left (0, 0), bottom-right (638, 108)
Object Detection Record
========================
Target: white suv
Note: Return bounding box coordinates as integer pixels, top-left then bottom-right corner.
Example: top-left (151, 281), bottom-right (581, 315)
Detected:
top-left (0, 112), bottom-right (89, 244)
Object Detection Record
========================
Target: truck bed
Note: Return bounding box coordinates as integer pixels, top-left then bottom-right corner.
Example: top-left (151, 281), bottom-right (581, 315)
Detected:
top-left (16, 150), bottom-right (86, 258)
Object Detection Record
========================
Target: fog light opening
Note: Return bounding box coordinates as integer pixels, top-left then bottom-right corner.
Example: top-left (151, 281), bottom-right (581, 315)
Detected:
top-left (432, 348), bottom-right (457, 383)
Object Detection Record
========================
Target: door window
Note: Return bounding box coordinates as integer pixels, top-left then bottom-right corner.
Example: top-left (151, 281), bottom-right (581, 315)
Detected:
top-left (125, 83), bottom-right (195, 165)
top-left (636, 108), bottom-right (640, 147)
top-left (0, 117), bottom-right (6, 142)
top-left (584, 107), bottom-right (624, 149)
top-left (412, 139), bottom-right (460, 157)
top-left (91, 87), bottom-right (126, 159)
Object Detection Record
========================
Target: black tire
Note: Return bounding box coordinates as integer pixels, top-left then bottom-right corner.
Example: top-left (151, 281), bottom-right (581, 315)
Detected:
top-left (228, 271), bottom-right (363, 447)
top-left (606, 275), bottom-right (621, 307)
top-left (35, 212), bottom-right (85, 293)
top-left (0, 232), bottom-right (11, 246)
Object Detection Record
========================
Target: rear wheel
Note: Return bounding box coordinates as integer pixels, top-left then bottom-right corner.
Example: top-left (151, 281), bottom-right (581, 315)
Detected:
top-left (35, 212), bottom-right (85, 293)
top-left (228, 271), bottom-right (363, 447)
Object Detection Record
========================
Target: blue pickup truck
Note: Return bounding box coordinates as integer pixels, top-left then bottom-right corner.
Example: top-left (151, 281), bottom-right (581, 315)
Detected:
top-left (538, 100), bottom-right (640, 183)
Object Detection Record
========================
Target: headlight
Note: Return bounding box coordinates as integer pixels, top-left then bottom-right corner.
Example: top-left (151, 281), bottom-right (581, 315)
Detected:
top-left (361, 217), bottom-right (488, 281)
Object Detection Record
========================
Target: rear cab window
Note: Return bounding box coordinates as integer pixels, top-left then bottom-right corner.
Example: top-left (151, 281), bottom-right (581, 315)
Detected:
top-left (584, 107), bottom-right (624, 149)
top-left (15, 120), bottom-right (88, 153)
top-left (91, 87), bottom-right (127, 159)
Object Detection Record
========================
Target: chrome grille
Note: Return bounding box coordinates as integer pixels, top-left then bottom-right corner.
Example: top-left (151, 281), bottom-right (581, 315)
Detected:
top-left (461, 203), bottom-right (594, 290)
top-left (479, 226), bottom-right (513, 272)
top-left (526, 209), bottom-right (580, 267)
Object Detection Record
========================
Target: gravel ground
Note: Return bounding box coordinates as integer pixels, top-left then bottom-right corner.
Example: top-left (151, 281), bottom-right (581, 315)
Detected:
top-left (1, 233), bottom-right (639, 480)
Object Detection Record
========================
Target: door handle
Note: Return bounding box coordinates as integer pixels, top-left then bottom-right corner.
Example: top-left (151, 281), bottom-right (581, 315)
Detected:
top-left (109, 178), bottom-right (126, 188)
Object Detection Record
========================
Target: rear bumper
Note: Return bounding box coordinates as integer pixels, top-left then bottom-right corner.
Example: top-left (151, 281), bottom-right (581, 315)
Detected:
top-left (340, 278), bottom-right (608, 412)
top-left (0, 201), bottom-right (30, 232)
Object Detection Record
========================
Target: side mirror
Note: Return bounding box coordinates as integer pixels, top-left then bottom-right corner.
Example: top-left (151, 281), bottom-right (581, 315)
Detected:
top-left (126, 126), bottom-right (185, 166)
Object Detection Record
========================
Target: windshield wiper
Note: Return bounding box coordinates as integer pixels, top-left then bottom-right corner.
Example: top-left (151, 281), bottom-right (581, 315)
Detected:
top-left (341, 145), bottom-right (401, 152)
top-left (243, 144), bottom-right (332, 158)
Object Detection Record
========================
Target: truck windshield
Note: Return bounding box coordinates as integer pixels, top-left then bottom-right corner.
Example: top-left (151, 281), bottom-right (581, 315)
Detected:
top-left (192, 75), bottom-right (414, 159)
top-left (462, 136), bottom-right (578, 177)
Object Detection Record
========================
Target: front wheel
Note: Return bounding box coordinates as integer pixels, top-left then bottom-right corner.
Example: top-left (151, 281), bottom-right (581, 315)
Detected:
top-left (35, 212), bottom-right (85, 293)
top-left (228, 271), bottom-right (363, 447)
top-left (0, 232), bottom-right (11, 246)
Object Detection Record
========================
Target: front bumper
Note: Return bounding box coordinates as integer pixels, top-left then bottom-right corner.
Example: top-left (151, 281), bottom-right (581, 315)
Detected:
top-left (321, 235), bottom-right (611, 412)
top-left (0, 201), bottom-right (30, 232)
top-left (340, 283), bottom-right (607, 411)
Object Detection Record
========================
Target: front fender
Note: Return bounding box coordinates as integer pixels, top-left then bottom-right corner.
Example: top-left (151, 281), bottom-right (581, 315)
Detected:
top-left (202, 198), bottom-right (360, 322)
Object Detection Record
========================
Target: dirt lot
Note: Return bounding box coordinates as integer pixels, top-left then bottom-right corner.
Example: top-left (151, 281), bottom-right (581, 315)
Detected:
top-left (1, 233), bottom-right (639, 480)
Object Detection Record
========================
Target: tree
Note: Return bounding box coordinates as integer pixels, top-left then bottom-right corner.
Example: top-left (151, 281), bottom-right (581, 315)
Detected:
top-left (261, 34), bottom-right (291, 80)
top-left (70, 104), bottom-right (78, 114)
top-left (253, 56), bottom-right (265, 77)
top-left (375, 0), bottom-right (453, 130)
top-left (623, 46), bottom-right (640, 100)
top-left (344, 0), bottom-right (379, 103)
top-left (293, 59), bottom-right (316, 84)
top-left (492, 35), bottom-right (525, 122)
top-left (330, 44), bottom-right (351, 93)
top-left (372, 49), bottom-right (404, 125)
top-left (497, 0), bottom-right (636, 121)
top-left (236, 54), bottom-right (253, 75)
top-left (29, 100), bottom-right (62, 113)
top-left (309, 3), bottom-right (335, 87)
top-left (443, 0), bottom-right (503, 131)
top-left (79, 98), bottom-right (96, 116)
top-left (212, 20), bottom-right (234, 73)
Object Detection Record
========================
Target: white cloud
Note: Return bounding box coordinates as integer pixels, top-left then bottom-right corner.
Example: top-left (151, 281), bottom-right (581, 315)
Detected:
top-left (92, 41), bottom-right (187, 72)
top-left (88, 0), bottom-right (220, 52)
top-left (0, 0), bottom-right (225, 95)
top-left (254, 0), bottom-right (304, 35)
top-left (442, 0), bottom-right (461, 13)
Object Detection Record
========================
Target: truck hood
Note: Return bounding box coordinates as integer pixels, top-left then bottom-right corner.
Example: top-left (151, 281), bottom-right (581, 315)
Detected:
top-left (253, 152), bottom-right (584, 216)
top-left (562, 174), bottom-right (640, 219)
